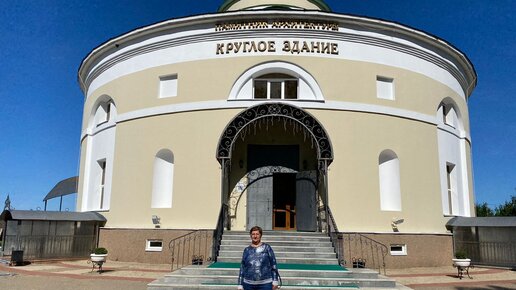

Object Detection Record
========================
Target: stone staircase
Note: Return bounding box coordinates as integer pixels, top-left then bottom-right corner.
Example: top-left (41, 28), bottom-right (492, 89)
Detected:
top-left (148, 231), bottom-right (401, 290)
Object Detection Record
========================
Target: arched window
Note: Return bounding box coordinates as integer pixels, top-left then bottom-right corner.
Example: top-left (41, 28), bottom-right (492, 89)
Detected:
top-left (437, 99), bottom-right (461, 130)
top-left (436, 97), bottom-right (471, 216)
top-left (379, 150), bottom-right (401, 211)
top-left (82, 97), bottom-right (117, 211)
top-left (253, 73), bottom-right (298, 99)
top-left (151, 149), bottom-right (174, 208)
top-left (228, 62), bottom-right (324, 101)
top-left (94, 101), bottom-right (116, 127)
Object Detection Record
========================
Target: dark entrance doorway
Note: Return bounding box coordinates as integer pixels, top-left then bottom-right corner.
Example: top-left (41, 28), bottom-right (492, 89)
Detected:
top-left (247, 145), bottom-right (299, 230)
top-left (273, 173), bottom-right (296, 230)
top-left (247, 145), bottom-right (299, 172)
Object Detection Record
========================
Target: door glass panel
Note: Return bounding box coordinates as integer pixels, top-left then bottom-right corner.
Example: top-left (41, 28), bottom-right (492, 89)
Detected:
top-left (274, 211), bottom-right (286, 228)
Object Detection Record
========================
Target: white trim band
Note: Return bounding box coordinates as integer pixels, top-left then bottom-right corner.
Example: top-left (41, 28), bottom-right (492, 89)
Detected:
top-left (81, 100), bottom-right (471, 142)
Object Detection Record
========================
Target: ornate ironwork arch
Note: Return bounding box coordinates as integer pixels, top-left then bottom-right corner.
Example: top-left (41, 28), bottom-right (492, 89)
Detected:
top-left (216, 102), bottom-right (333, 164)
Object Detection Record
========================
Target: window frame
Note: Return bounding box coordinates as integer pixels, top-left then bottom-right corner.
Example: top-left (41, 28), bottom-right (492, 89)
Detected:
top-left (390, 244), bottom-right (407, 256)
top-left (145, 239), bottom-right (163, 252)
top-left (253, 74), bottom-right (299, 100)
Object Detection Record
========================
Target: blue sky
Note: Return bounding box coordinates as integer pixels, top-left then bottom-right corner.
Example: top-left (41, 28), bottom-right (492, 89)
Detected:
top-left (0, 0), bottom-right (514, 212)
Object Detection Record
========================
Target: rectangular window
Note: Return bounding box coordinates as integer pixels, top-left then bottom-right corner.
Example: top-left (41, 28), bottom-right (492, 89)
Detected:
top-left (98, 160), bottom-right (106, 209)
top-left (390, 244), bottom-right (407, 256)
top-left (270, 82), bottom-right (282, 99)
top-left (253, 74), bottom-right (299, 100)
top-left (446, 163), bottom-right (456, 215)
top-left (284, 80), bottom-right (298, 99)
top-left (159, 74), bottom-right (178, 98)
top-left (376, 76), bottom-right (395, 100)
top-left (254, 80), bottom-right (267, 99)
top-left (146, 239), bottom-right (163, 252)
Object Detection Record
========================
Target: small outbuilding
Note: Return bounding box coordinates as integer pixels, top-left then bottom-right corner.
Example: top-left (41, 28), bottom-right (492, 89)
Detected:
top-left (446, 217), bottom-right (516, 268)
top-left (1, 210), bottom-right (106, 260)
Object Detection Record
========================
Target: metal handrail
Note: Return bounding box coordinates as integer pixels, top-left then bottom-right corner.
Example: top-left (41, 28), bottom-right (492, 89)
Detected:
top-left (211, 204), bottom-right (228, 262)
top-left (168, 230), bottom-right (212, 271)
top-left (326, 206), bottom-right (344, 265)
top-left (326, 206), bottom-right (388, 274)
top-left (342, 232), bottom-right (388, 275)
top-left (167, 204), bottom-right (228, 271)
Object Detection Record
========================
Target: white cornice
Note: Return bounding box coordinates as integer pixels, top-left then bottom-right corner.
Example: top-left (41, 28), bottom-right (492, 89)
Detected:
top-left (78, 10), bottom-right (476, 99)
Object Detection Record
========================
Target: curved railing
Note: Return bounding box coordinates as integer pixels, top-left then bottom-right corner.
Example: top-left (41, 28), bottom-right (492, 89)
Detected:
top-left (326, 206), bottom-right (388, 274)
top-left (341, 233), bottom-right (388, 275)
top-left (168, 230), bottom-right (212, 271)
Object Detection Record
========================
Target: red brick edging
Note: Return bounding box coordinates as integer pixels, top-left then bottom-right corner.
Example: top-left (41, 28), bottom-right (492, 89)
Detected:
top-left (0, 263), bottom-right (156, 282)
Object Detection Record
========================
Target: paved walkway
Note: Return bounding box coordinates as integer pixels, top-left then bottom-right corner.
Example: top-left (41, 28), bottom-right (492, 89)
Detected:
top-left (387, 266), bottom-right (516, 289)
top-left (0, 260), bottom-right (515, 289)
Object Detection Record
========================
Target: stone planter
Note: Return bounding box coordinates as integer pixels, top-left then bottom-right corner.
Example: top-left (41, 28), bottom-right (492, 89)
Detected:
top-left (452, 258), bottom-right (471, 267)
top-left (90, 254), bottom-right (107, 262)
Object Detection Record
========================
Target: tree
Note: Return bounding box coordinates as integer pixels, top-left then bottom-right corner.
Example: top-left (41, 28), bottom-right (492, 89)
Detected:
top-left (475, 202), bottom-right (494, 217)
top-left (494, 195), bottom-right (516, 217)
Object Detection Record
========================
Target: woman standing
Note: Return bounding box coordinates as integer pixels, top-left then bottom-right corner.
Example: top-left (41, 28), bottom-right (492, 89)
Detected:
top-left (237, 226), bottom-right (279, 290)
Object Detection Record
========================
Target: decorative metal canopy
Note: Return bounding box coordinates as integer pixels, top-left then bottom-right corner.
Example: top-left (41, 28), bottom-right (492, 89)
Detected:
top-left (216, 102), bottom-right (333, 163)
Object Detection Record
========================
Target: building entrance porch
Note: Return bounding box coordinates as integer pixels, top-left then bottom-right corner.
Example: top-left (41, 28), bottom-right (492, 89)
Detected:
top-left (216, 103), bottom-right (333, 233)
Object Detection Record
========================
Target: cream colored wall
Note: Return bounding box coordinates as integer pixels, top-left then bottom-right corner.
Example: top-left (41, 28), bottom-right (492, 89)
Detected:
top-left (313, 110), bottom-right (447, 233)
top-left (82, 56), bottom-right (469, 134)
top-left (99, 109), bottom-right (241, 229)
top-left (79, 52), bottom-right (470, 233)
top-left (90, 106), bottom-right (453, 233)
top-left (224, 0), bottom-right (322, 11)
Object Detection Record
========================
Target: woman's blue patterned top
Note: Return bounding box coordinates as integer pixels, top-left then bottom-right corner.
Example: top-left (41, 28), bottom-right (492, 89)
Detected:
top-left (238, 243), bottom-right (278, 287)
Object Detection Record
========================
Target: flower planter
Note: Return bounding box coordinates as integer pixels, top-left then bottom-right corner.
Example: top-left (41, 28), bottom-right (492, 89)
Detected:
top-left (90, 254), bottom-right (108, 263)
top-left (452, 258), bottom-right (471, 267)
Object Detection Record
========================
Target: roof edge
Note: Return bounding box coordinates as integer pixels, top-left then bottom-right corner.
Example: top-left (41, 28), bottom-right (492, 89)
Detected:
top-left (78, 10), bottom-right (476, 98)
top-left (218, 0), bottom-right (331, 12)
top-left (1, 209), bottom-right (107, 222)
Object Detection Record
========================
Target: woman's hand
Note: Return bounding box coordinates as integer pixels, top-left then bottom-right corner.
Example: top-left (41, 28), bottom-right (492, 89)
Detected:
top-left (273, 285), bottom-right (279, 290)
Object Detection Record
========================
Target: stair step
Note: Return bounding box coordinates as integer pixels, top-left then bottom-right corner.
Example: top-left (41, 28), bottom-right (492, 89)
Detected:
top-left (148, 231), bottom-right (397, 289)
top-left (219, 245), bottom-right (335, 253)
top-left (149, 282), bottom-right (360, 290)
top-left (224, 231), bottom-right (326, 236)
top-left (162, 274), bottom-right (362, 285)
top-left (221, 241), bottom-right (333, 247)
top-left (172, 267), bottom-right (358, 278)
top-left (217, 257), bottom-right (339, 264)
top-left (218, 251), bottom-right (337, 259)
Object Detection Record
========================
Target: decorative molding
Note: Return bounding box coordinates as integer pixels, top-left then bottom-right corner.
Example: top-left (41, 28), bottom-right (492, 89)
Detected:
top-left (216, 102), bottom-right (333, 162)
top-left (228, 61), bottom-right (324, 100)
top-left (79, 11), bottom-right (475, 99)
top-left (81, 100), bottom-right (471, 143)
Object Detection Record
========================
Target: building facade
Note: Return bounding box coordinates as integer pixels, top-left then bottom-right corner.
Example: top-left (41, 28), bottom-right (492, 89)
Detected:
top-left (77, 0), bottom-right (476, 267)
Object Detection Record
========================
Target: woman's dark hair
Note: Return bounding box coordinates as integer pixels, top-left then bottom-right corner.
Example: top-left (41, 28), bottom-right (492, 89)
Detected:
top-left (249, 226), bottom-right (263, 236)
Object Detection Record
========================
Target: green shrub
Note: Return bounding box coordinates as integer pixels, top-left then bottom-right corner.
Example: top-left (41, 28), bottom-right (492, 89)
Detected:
top-left (454, 250), bottom-right (467, 259)
top-left (93, 247), bottom-right (108, 255)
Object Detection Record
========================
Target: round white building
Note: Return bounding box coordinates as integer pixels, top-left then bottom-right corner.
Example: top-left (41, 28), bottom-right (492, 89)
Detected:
top-left (77, 0), bottom-right (476, 267)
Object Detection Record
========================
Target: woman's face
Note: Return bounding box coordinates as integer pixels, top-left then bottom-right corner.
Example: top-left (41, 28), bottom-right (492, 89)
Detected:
top-left (250, 230), bottom-right (262, 244)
